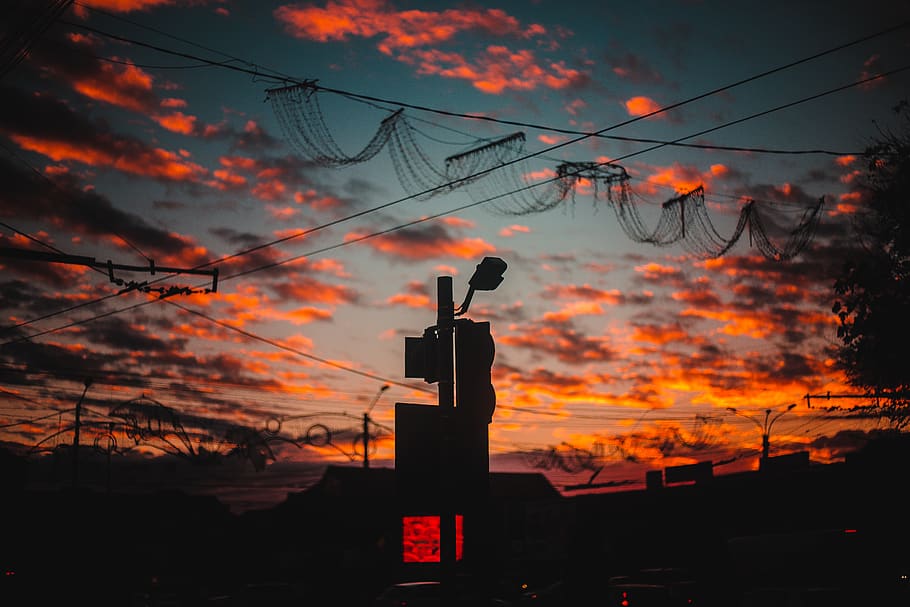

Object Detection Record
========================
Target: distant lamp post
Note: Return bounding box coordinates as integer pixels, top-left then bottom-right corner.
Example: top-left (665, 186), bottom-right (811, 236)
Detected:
top-left (362, 384), bottom-right (389, 469)
top-left (727, 403), bottom-right (797, 467)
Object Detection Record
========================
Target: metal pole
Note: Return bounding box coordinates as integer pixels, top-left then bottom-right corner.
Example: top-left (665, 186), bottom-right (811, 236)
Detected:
top-left (436, 276), bottom-right (456, 603)
top-left (363, 384), bottom-right (388, 469)
top-left (363, 412), bottom-right (370, 469)
top-left (72, 378), bottom-right (92, 488)
top-left (761, 409), bottom-right (772, 461)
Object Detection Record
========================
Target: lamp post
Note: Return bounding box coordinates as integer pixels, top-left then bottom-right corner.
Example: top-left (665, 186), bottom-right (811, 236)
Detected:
top-left (727, 403), bottom-right (797, 467)
top-left (72, 377), bottom-right (93, 488)
top-left (363, 384), bottom-right (389, 469)
top-left (438, 257), bottom-right (506, 604)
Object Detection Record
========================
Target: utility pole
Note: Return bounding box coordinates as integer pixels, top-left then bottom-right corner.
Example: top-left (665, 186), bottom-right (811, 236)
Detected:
top-left (71, 377), bottom-right (92, 488)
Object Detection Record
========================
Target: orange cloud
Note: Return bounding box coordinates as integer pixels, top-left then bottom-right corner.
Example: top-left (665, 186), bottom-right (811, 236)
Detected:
top-left (271, 275), bottom-right (359, 305)
top-left (275, 1), bottom-right (535, 49)
top-left (638, 161), bottom-right (718, 194)
top-left (630, 323), bottom-right (690, 345)
top-left (387, 293), bottom-right (431, 308)
top-left (274, 1), bottom-right (582, 94)
top-left (220, 155), bottom-right (258, 171)
top-left (499, 224), bottom-right (530, 237)
top-left (543, 284), bottom-right (625, 304)
top-left (565, 98), bottom-right (586, 116)
top-left (634, 262), bottom-right (682, 280)
top-left (253, 179), bottom-right (289, 201)
top-left (286, 307), bottom-right (334, 324)
top-left (267, 205), bottom-right (298, 220)
top-left (345, 225), bottom-right (495, 260)
top-left (295, 189), bottom-right (343, 210)
top-left (10, 134), bottom-right (207, 182)
top-left (153, 111), bottom-right (198, 135)
top-left (70, 60), bottom-right (156, 112)
top-left (441, 216), bottom-right (474, 228)
top-left (409, 46), bottom-right (585, 94)
top-left (624, 96), bottom-right (662, 118)
top-left (542, 301), bottom-right (605, 322)
top-left (208, 168), bottom-right (248, 190)
top-left (537, 134), bottom-right (565, 145)
top-left (160, 97), bottom-right (187, 108)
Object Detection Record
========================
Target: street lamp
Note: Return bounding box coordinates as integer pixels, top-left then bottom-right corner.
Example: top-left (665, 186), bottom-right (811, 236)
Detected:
top-left (400, 257), bottom-right (507, 601)
top-left (439, 257), bottom-right (506, 602)
top-left (455, 256), bottom-right (508, 316)
top-left (727, 403), bottom-right (797, 466)
top-left (362, 384), bottom-right (389, 469)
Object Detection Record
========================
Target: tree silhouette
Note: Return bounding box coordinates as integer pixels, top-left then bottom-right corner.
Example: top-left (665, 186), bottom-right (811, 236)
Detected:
top-left (832, 101), bottom-right (910, 428)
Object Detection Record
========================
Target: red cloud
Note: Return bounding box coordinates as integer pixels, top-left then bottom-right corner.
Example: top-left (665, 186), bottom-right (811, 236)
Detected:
top-left (633, 161), bottom-right (727, 195)
top-left (623, 96), bottom-right (663, 118)
top-left (542, 301), bottom-right (604, 322)
top-left (58, 56), bottom-right (205, 136)
top-left (499, 224), bottom-right (530, 237)
top-left (387, 293), bottom-right (431, 308)
top-left (499, 324), bottom-right (616, 365)
top-left (71, 60), bottom-right (156, 113)
top-left (294, 189), bottom-right (344, 210)
top-left (153, 111), bottom-right (198, 135)
top-left (10, 134), bottom-right (207, 182)
top-left (631, 323), bottom-right (690, 345)
top-left (409, 46), bottom-right (585, 94)
top-left (253, 179), bottom-right (289, 201)
top-left (274, 1), bottom-right (584, 94)
top-left (345, 224), bottom-right (495, 260)
top-left (275, 0), bottom-right (533, 48)
top-left (634, 262), bottom-right (682, 281)
top-left (81, 0), bottom-right (176, 12)
top-left (542, 284), bottom-right (625, 304)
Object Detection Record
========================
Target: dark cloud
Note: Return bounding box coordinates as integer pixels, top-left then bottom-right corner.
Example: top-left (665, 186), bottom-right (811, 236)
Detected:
top-left (606, 52), bottom-right (665, 85)
top-left (500, 318), bottom-right (618, 365)
top-left (209, 227), bottom-right (269, 250)
top-left (78, 315), bottom-right (188, 352)
top-left (0, 153), bottom-right (201, 260)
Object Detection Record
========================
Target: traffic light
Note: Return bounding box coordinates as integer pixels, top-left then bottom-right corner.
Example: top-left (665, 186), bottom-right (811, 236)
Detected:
top-left (455, 318), bottom-right (496, 424)
top-left (404, 326), bottom-right (439, 384)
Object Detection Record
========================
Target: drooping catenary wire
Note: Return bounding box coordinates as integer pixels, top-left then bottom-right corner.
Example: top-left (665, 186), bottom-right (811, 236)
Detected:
top-left (3, 62), bottom-right (905, 346)
top-left (34, 19), bottom-right (901, 284)
top-left (4, 18), bottom-right (905, 418)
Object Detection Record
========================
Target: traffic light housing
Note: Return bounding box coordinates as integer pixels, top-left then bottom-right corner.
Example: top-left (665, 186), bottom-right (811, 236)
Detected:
top-left (455, 318), bottom-right (496, 424)
top-left (404, 326), bottom-right (439, 384)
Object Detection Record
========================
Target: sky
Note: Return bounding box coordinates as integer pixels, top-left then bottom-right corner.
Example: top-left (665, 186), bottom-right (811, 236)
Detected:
top-left (1, 0), bottom-right (909, 511)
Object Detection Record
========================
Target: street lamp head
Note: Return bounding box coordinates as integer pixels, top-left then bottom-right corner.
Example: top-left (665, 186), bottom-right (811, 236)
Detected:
top-left (469, 256), bottom-right (507, 291)
top-left (786, 403), bottom-right (797, 411)
top-left (457, 257), bottom-right (507, 316)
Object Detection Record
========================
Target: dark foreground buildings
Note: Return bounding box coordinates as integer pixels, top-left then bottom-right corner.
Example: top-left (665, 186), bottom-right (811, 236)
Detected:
top-left (2, 433), bottom-right (909, 605)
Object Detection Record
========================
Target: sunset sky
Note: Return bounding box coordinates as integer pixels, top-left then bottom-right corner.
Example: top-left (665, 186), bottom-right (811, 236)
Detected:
top-left (1, 0), bottom-right (908, 508)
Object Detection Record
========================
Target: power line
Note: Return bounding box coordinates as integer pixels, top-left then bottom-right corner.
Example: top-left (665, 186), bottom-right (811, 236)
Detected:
top-left (163, 299), bottom-right (434, 395)
top-left (6, 19), bottom-right (901, 335)
top-left (57, 17), bottom-right (906, 157)
top-left (3, 21), bottom-right (906, 406)
top-left (5, 62), bottom-right (902, 346)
